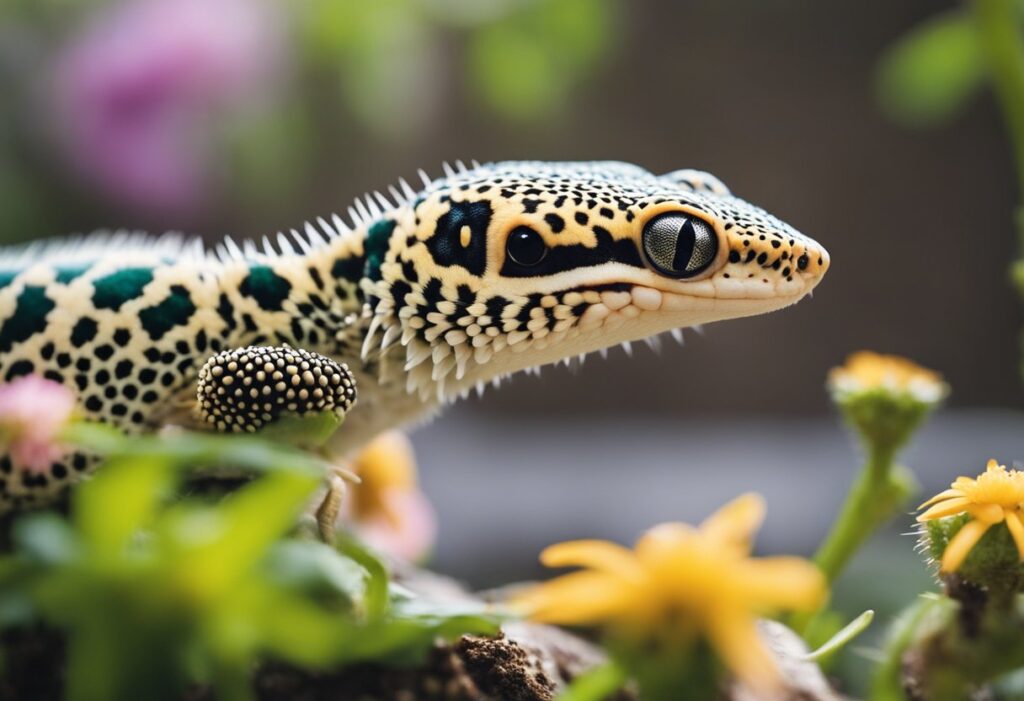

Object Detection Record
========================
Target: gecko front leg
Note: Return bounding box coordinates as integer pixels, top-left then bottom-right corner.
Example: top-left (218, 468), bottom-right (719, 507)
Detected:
top-left (194, 345), bottom-right (359, 540)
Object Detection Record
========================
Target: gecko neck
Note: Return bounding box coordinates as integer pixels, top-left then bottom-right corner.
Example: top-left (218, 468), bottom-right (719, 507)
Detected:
top-left (213, 212), bottom-right (442, 457)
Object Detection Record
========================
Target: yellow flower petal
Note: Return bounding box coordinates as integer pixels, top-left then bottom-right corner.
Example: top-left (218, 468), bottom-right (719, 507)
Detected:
top-left (634, 522), bottom-right (697, 562)
top-left (918, 488), bottom-right (965, 509)
top-left (917, 497), bottom-right (971, 522)
top-left (705, 608), bottom-right (780, 692)
top-left (512, 570), bottom-right (636, 625)
top-left (539, 540), bottom-right (641, 577)
top-left (941, 519), bottom-right (992, 572)
top-left (736, 557), bottom-right (827, 612)
top-left (1004, 511), bottom-right (1024, 560)
top-left (967, 503), bottom-right (1005, 524)
top-left (699, 492), bottom-right (765, 553)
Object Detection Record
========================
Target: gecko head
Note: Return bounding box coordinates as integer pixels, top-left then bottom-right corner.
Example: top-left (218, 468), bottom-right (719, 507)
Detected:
top-left (362, 160), bottom-right (829, 401)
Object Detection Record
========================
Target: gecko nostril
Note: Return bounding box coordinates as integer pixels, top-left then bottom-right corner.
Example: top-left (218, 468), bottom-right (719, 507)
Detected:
top-left (797, 253), bottom-right (809, 271)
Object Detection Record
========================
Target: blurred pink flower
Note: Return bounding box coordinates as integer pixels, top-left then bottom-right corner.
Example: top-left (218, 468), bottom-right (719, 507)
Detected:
top-left (347, 431), bottom-right (438, 563)
top-left (354, 490), bottom-right (438, 564)
top-left (0, 376), bottom-right (76, 473)
top-left (49, 0), bottom-right (286, 216)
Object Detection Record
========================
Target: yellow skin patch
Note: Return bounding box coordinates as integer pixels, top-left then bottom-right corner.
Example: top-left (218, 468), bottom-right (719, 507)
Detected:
top-left (0, 161), bottom-right (829, 509)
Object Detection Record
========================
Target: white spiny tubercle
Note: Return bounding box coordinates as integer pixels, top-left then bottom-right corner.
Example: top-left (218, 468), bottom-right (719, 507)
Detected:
top-left (399, 177), bottom-right (417, 199)
top-left (277, 232), bottom-right (296, 256)
top-left (361, 317), bottom-right (384, 360)
top-left (381, 324), bottom-right (402, 350)
top-left (357, 197), bottom-right (376, 220)
top-left (261, 235), bottom-right (277, 257)
top-left (388, 185), bottom-right (404, 205)
top-left (442, 161), bottom-right (456, 178)
top-left (347, 206), bottom-right (363, 228)
top-left (418, 168), bottom-right (432, 188)
top-left (374, 190), bottom-right (393, 211)
top-left (224, 236), bottom-right (244, 261)
top-left (670, 328), bottom-right (685, 344)
top-left (331, 213), bottom-right (350, 234)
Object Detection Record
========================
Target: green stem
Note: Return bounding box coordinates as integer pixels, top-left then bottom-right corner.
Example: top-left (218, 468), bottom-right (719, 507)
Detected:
top-left (813, 445), bottom-right (903, 582)
top-left (793, 444), bottom-right (914, 634)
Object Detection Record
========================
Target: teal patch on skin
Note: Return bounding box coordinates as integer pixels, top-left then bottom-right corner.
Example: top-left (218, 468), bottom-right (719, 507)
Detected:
top-left (364, 219), bottom-right (397, 282)
top-left (139, 284), bottom-right (196, 340)
top-left (0, 286), bottom-right (55, 352)
top-left (240, 265), bottom-right (292, 311)
top-left (92, 267), bottom-right (154, 310)
top-left (55, 263), bottom-right (92, 284)
top-left (0, 270), bottom-right (18, 289)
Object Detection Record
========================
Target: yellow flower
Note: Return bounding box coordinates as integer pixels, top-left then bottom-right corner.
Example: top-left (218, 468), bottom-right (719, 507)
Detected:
top-left (350, 431), bottom-right (418, 527)
top-left (828, 351), bottom-right (946, 403)
top-left (917, 459), bottom-right (1024, 572)
top-left (512, 494), bottom-right (826, 691)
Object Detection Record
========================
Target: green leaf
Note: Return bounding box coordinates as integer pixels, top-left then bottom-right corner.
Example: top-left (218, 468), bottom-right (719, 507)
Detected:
top-left (264, 540), bottom-right (369, 604)
top-left (74, 455), bottom-right (175, 556)
top-left (803, 609), bottom-right (874, 662)
top-left (557, 661), bottom-right (628, 701)
top-left (876, 11), bottom-right (986, 126)
top-left (11, 513), bottom-right (80, 565)
top-left (258, 411), bottom-right (343, 450)
top-left (336, 535), bottom-right (390, 619)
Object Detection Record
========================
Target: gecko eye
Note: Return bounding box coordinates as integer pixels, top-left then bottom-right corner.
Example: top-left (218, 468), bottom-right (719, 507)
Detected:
top-left (642, 212), bottom-right (718, 278)
top-left (506, 226), bottom-right (547, 266)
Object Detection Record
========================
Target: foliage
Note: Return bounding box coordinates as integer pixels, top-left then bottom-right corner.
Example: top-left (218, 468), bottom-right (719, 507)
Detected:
top-left (0, 0), bottom-right (617, 233)
top-left (0, 424), bottom-right (498, 701)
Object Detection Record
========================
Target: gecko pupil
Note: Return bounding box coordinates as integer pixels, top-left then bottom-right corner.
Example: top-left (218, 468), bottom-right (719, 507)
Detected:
top-left (506, 226), bottom-right (547, 266)
top-left (642, 212), bottom-right (717, 278)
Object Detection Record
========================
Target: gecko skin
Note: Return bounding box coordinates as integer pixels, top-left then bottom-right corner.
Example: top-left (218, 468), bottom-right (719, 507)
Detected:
top-left (0, 161), bottom-right (829, 510)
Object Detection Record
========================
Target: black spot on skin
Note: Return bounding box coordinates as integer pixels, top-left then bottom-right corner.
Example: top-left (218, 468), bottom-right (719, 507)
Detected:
top-left (84, 396), bottom-right (102, 412)
top-left (115, 360), bottom-right (134, 379)
top-left (544, 213), bottom-right (565, 233)
top-left (113, 328), bottom-right (131, 346)
top-left (240, 267), bottom-right (291, 312)
top-left (308, 267), bottom-right (324, 289)
top-left (574, 212), bottom-right (589, 226)
top-left (139, 285), bottom-right (197, 340)
top-left (6, 360), bottom-right (34, 380)
top-left (217, 294), bottom-right (236, 332)
top-left (139, 368), bottom-right (157, 384)
top-left (95, 370), bottom-right (110, 384)
top-left (57, 354), bottom-right (71, 368)
top-left (599, 207), bottom-right (614, 219)
top-left (729, 251), bottom-right (741, 263)
top-left (757, 252), bottom-right (768, 265)
top-left (95, 345), bottom-right (114, 361)
top-left (332, 255), bottom-right (364, 284)
top-left (92, 268), bottom-right (154, 311)
top-left (0, 286), bottom-right (55, 352)
top-left (70, 317), bottom-right (98, 348)
top-left (426, 200), bottom-right (491, 276)
top-left (522, 198), bottom-right (542, 214)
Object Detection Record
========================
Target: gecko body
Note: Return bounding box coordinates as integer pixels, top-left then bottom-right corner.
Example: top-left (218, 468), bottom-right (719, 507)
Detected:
top-left (0, 161), bottom-right (830, 509)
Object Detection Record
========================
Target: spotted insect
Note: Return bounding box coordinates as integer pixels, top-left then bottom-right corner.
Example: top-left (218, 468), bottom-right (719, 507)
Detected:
top-left (0, 160), bottom-right (829, 511)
